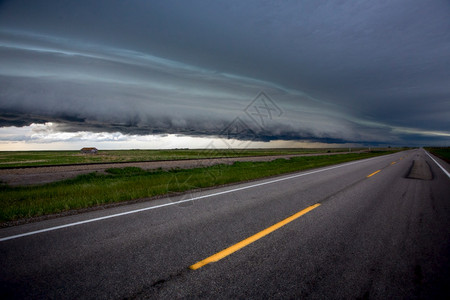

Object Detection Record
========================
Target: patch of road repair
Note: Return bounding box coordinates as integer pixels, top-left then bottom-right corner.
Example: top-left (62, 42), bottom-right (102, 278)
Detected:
top-left (407, 159), bottom-right (433, 180)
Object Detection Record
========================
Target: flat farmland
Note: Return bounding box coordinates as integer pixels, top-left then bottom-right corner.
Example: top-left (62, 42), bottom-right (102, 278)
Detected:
top-left (0, 148), bottom-right (353, 168)
top-left (0, 149), bottom-right (375, 187)
top-left (0, 150), bottom-right (399, 225)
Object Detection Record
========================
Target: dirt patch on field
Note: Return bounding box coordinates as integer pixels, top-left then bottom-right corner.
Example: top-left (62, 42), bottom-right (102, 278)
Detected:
top-left (0, 152), bottom-right (359, 186)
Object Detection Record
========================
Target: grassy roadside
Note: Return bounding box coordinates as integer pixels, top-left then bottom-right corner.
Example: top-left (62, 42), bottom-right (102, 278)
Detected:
top-left (425, 147), bottom-right (450, 164)
top-left (0, 148), bottom-right (360, 168)
top-left (0, 151), bottom-right (396, 224)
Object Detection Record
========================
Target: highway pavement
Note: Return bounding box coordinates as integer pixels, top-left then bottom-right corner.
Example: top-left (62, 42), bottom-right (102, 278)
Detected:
top-left (1, 148), bottom-right (449, 299)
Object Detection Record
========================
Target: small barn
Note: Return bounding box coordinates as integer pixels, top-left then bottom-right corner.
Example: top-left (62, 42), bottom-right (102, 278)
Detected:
top-left (80, 147), bottom-right (98, 154)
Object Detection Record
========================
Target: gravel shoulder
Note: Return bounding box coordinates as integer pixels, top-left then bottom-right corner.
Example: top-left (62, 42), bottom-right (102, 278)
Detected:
top-left (0, 152), bottom-right (360, 186)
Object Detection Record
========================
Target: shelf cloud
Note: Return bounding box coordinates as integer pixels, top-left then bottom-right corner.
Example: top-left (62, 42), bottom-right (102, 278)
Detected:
top-left (0, 0), bottom-right (449, 147)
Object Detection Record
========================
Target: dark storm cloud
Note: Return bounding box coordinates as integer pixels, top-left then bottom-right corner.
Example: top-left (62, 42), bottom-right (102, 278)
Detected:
top-left (0, 0), bottom-right (449, 145)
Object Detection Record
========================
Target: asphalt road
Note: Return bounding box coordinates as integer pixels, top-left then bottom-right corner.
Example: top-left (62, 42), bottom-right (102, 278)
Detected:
top-left (1, 149), bottom-right (449, 299)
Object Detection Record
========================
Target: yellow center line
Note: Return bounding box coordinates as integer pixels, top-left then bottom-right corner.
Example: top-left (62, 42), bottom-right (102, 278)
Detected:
top-left (367, 170), bottom-right (381, 177)
top-left (189, 203), bottom-right (321, 270)
top-left (391, 161), bottom-right (396, 165)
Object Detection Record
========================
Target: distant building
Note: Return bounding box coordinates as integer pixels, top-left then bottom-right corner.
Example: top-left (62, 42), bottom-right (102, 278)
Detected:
top-left (80, 147), bottom-right (98, 154)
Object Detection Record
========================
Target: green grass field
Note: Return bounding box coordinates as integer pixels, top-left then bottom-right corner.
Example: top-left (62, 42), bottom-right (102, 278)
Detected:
top-left (0, 151), bottom-right (396, 224)
top-left (0, 148), bottom-right (356, 168)
top-left (426, 147), bottom-right (450, 163)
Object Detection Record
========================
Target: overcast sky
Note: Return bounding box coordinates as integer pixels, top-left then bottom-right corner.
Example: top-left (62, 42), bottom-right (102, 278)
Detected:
top-left (0, 0), bottom-right (449, 149)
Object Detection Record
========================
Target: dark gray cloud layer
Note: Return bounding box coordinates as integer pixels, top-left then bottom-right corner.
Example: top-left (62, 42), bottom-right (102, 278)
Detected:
top-left (0, 0), bottom-right (449, 146)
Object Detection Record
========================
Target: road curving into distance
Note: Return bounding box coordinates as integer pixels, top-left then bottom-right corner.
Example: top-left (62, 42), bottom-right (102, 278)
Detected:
top-left (1, 148), bottom-right (449, 299)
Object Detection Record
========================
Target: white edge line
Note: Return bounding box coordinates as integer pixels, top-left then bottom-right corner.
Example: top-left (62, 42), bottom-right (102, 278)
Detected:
top-left (0, 154), bottom-right (392, 242)
top-left (425, 150), bottom-right (450, 179)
